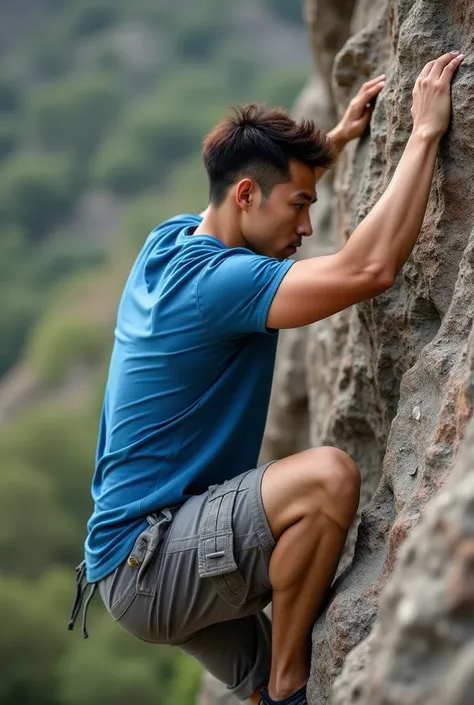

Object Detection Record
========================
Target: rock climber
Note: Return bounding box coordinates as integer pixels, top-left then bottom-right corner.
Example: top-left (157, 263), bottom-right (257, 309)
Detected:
top-left (69, 51), bottom-right (464, 705)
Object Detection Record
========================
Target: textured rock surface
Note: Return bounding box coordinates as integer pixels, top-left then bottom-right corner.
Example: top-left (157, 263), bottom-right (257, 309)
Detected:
top-left (300, 0), bottom-right (474, 703)
top-left (333, 393), bottom-right (474, 705)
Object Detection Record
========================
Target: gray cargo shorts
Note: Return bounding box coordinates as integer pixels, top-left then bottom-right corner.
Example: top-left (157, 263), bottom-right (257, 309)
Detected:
top-left (98, 462), bottom-right (276, 701)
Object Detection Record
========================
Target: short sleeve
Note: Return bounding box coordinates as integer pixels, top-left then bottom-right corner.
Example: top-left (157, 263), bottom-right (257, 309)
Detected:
top-left (196, 250), bottom-right (294, 338)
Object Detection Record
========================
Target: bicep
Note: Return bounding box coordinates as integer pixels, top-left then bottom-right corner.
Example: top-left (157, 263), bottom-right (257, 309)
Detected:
top-left (266, 252), bottom-right (391, 329)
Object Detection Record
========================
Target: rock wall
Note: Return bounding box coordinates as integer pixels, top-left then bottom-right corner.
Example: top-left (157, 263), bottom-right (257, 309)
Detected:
top-left (332, 374), bottom-right (474, 704)
top-left (301, 0), bottom-right (473, 702)
top-left (199, 1), bottom-right (474, 703)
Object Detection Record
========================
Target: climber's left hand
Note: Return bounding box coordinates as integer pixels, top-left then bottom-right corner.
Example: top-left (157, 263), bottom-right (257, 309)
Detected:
top-left (335, 74), bottom-right (386, 144)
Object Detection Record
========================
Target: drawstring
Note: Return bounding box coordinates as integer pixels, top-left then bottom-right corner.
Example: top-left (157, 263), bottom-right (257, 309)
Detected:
top-left (68, 561), bottom-right (86, 630)
top-left (81, 583), bottom-right (97, 638)
top-left (68, 510), bottom-right (174, 639)
top-left (68, 560), bottom-right (97, 638)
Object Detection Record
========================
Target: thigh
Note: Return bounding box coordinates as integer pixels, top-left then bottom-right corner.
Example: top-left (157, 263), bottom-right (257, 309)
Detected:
top-left (142, 463), bottom-right (276, 644)
top-left (179, 611), bottom-right (272, 701)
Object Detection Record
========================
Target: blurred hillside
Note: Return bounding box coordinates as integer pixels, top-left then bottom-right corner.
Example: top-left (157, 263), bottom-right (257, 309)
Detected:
top-left (0, 1), bottom-right (313, 704)
top-left (0, 0), bottom-right (310, 378)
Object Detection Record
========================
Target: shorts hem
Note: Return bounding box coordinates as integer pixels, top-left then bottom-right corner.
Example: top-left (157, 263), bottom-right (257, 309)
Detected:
top-left (228, 658), bottom-right (269, 701)
top-left (248, 460), bottom-right (277, 563)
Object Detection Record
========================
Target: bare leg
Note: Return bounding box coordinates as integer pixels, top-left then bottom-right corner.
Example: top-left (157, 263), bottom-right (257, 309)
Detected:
top-left (261, 447), bottom-right (360, 701)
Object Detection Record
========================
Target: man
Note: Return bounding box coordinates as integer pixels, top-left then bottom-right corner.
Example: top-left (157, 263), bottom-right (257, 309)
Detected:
top-left (70, 51), bottom-right (464, 705)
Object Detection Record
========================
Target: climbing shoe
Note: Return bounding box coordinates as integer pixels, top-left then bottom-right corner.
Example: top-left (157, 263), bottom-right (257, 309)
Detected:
top-left (259, 685), bottom-right (308, 705)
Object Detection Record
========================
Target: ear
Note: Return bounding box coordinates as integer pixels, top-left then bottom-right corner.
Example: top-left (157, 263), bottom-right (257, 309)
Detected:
top-left (235, 178), bottom-right (256, 211)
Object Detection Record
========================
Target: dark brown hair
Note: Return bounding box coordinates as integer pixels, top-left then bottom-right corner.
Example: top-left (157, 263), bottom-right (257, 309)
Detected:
top-left (202, 103), bottom-right (335, 206)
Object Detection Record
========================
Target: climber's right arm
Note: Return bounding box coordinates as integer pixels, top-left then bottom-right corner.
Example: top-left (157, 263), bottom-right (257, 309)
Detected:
top-left (267, 51), bottom-right (464, 330)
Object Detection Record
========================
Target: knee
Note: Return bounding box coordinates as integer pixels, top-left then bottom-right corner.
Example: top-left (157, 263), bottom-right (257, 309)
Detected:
top-left (308, 447), bottom-right (361, 528)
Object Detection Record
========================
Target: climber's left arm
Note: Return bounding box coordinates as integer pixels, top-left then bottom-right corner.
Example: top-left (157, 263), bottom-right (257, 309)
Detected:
top-left (316, 73), bottom-right (386, 182)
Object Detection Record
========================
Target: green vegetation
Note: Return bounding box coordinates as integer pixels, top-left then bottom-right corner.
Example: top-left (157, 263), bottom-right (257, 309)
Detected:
top-left (28, 313), bottom-right (109, 386)
top-left (28, 73), bottom-right (125, 157)
top-left (0, 154), bottom-right (77, 239)
top-left (0, 1), bottom-right (310, 703)
top-left (265, 0), bottom-right (304, 23)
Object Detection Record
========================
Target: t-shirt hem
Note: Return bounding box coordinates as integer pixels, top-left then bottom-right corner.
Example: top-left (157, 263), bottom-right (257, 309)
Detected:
top-left (86, 518), bottom-right (148, 583)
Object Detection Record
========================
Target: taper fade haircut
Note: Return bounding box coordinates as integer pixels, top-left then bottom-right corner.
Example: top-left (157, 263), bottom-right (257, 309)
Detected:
top-left (202, 103), bottom-right (335, 207)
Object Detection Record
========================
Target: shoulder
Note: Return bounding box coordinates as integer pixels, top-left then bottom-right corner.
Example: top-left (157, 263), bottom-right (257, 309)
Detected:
top-left (198, 246), bottom-right (292, 281)
top-left (195, 248), bottom-right (294, 337)
top-left (146, 212), bottom-right (202, 244)
top-left (161, 212), bottom-right (203, 229)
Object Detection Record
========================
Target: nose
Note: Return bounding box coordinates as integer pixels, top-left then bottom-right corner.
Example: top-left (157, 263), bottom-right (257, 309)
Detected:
top-left (296, 213), bottom-right (313, 237)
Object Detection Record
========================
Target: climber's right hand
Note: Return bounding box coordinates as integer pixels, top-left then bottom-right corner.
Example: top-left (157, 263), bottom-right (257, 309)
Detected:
top-left (411, 51), bottom-right (464, 140)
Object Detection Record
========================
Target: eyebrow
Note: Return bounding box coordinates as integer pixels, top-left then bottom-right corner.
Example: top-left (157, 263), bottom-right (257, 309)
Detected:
top-left (294, 191), bottom-right (318, 204)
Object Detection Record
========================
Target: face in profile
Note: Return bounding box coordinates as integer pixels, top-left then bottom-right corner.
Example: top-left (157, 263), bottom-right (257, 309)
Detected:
top-left (238, 159), bottom-right (317, 261)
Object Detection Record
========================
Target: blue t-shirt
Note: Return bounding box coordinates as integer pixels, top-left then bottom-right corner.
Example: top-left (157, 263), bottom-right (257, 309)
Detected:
top-left (85, 213), bottom-right (294, 582)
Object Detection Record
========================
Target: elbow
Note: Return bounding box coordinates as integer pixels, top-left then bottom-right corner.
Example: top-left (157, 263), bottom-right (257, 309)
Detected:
top-left (376, 269), bottom-right (395, 292)
top-left (364, 265), bottom-right (395, 295)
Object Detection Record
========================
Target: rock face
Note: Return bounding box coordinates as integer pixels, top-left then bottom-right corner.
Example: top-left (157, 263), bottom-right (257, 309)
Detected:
top-left (332, 401), bottom-right (474, 705)
top-left (292, 0), bottom-right (474, 703)
top-left (198, 1), bottom-right (474, 703)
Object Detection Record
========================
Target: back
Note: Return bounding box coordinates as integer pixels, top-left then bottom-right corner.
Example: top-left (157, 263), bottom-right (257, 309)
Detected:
top-left (85, 213), bottom-right (294, 582)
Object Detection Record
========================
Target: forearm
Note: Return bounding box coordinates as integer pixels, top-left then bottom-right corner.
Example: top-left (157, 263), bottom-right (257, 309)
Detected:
top-left (341, 129), bottom-right (440, 282)
top-left (327, 126), bottom-right (347, 159)
top-left (315, 126), bottom-right (347, 183)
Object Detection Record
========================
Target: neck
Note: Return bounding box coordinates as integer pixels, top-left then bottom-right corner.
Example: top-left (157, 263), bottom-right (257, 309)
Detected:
top-left (195, 204), bottom-right (245, 249)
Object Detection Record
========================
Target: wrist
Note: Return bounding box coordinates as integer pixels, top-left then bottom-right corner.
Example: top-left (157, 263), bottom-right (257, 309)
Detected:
top-left (410, 126), bottom-right (443, 145)
top-left (328, 125), bottom-right (348, 153)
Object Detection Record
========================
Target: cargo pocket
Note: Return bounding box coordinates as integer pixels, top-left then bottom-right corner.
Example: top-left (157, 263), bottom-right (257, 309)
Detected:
top-left (198, 475), bottom-right (249, 607)
top-left (108, 536), bottom-right (148, 621)
top-left (136, 509), bottom-right (174, 597)
top-left (109, 510), bottom-right (174, 624)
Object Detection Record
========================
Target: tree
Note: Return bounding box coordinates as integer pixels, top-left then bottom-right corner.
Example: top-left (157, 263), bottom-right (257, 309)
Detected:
top-left (125, 100), bottom-right (204, 164)
top-left (0, 577), bottom-right (67, 705)
top-left (67, 1), bottom-right (119, 38)
top-left (265, 0), bottom-right (304, 24)
top-left (29, 74), bottom-right (125, 156)
top-left (59, 613), bottom-right (180, 705)
top-left (0, 75), bottom-right (20, 113)
top-left (29, 237), bottom-right (106, 292)
top-left (0, 154), bottom-right (76, 239)
top-left (0, 283), bottom-right (43, 376)
top-left (92, 96), bottom-right (211, 195)
top-left (28, 313), bottom-right (109, 387)
top-left (92, 138), bottom-right (157, 195)
top-left (0, 405), bottom-right (98, 526)
top-left (252, 67), bottom-right (309, 110)
top-left (0, 117), bottom-right (18, 163)
top-left (0, 461), bottom-right (77, 577)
